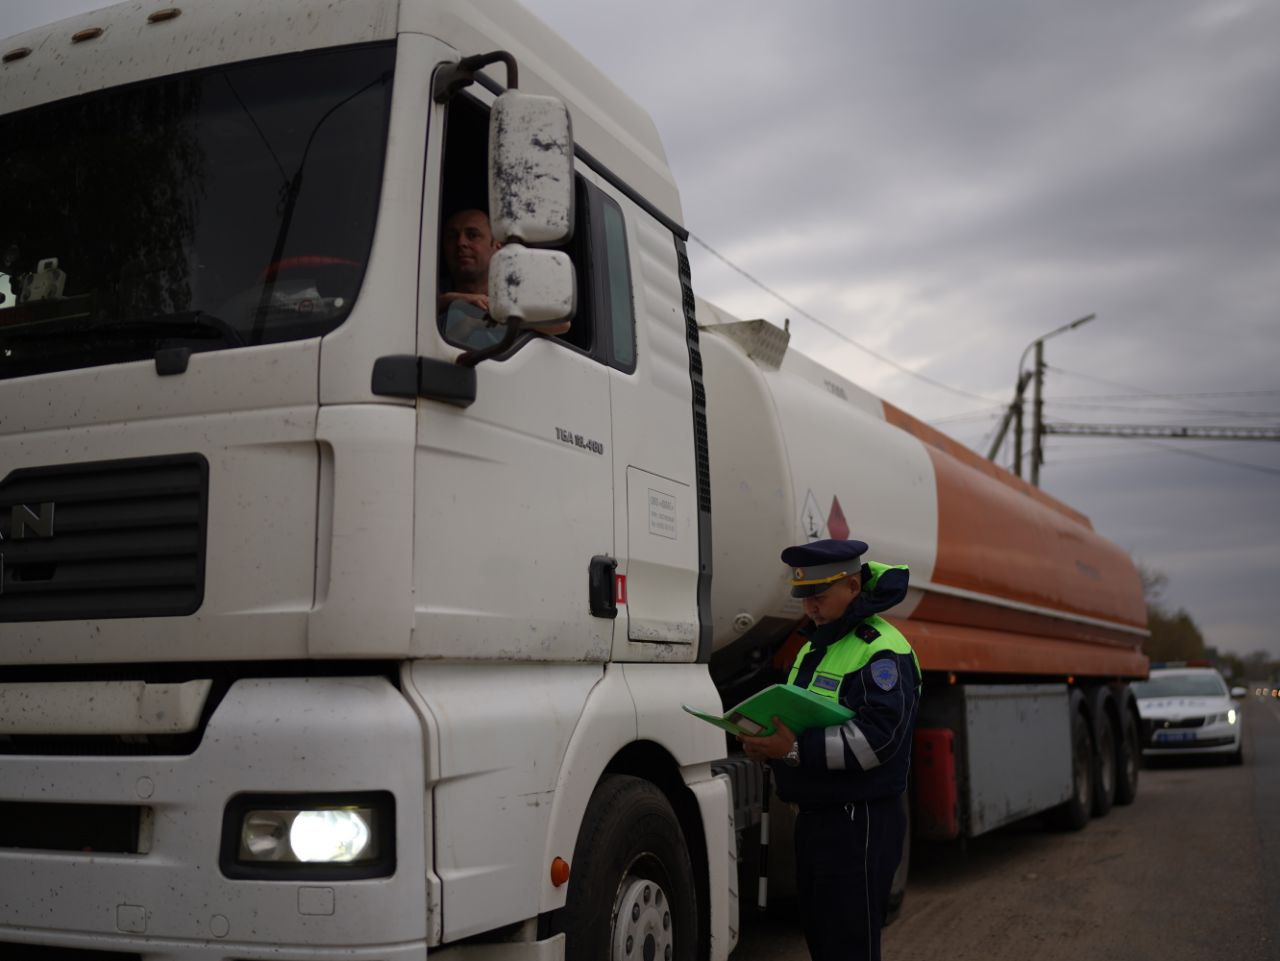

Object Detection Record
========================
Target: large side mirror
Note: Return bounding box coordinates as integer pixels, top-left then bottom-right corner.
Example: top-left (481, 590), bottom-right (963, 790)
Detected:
top-left (489, 91), bottom-right (574, 245)
top-left (1230, 686), bottom-right (1248, 700)
top-left (488, 246), bottom-right (575, 332)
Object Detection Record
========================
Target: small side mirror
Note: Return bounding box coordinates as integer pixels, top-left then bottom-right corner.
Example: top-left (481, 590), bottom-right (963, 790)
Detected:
top-left (1230, 686), bottom-right (1247, 700)
top-left (489, 91), bottom-right (574, 246)
top-left (488, 246), bottom-right (575, 332)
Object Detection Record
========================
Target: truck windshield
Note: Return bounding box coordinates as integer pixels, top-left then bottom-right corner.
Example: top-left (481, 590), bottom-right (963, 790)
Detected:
top-left (0, 43), bottom-right (394, 379)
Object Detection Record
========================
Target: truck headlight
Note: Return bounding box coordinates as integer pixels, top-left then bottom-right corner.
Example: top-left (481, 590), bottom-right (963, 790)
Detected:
top-left (221, 792), bottom-right (393, 879)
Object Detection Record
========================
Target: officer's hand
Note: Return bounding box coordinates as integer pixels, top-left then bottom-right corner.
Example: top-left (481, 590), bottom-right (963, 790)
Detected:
top-left (739, 717), bottom-right (797, 761)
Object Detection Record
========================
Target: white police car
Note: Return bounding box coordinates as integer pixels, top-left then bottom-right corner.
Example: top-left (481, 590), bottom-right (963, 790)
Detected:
top-left (1133, 664), bottom-right (1244, 763)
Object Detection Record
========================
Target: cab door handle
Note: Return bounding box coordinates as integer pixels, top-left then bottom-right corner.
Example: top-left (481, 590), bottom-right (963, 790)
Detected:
top-left (589, 555), bottom-right (618, 619)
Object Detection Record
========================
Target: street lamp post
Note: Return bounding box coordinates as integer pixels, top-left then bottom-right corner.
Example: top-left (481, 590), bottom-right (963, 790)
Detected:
top-left (996, 313), bottom-right (1096, 484)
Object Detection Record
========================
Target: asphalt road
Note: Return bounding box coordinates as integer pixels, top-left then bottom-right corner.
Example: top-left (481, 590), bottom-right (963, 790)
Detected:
top-left (730, 693), bottom-right (1280, 961)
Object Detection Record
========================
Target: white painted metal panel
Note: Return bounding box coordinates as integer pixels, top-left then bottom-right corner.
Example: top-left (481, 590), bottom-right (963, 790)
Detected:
top-left (0, 677), bottom-right (427, 955)
top-left (0, 0), bottom-right (399, 115)
top-left (699, 328), bottom-right (795, 649)
top-left (624, 468), bottom-right (698, 645)
top-left (764, 358), bottom-right (939, 616)
top-left (962, 684), bottom-right (1073, 836)
top-left (0, 375), bottom-right (320, 664)
top-left (0, 679), bottom-right (210, 735)
top-left (607, 185), bottom-right (700, 662)
top-left (308, 405), bottom-right (416, 657)
top-left (699, 310), bottom-right (940, 646)
top-left (408, 661), bottom-right (609, 941)
top-left (412, 337), bottom-right (614, 662)
top-left (398, 0), bottom-right (682, 227)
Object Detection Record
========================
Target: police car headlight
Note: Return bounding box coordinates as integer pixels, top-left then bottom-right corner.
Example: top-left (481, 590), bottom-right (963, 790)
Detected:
top-left (221, 793), bottom-right (393, 879)
top-left (1228, 708), bottom-right (1238, 725)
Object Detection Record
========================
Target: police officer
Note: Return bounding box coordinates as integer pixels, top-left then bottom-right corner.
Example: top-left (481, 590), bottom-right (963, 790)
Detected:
top-left (740, 538), bottom-right (920, 961)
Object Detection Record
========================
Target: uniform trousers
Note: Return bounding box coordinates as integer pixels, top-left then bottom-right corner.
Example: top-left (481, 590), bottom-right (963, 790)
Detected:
top-left (794, 794), bottom-right (906, 961)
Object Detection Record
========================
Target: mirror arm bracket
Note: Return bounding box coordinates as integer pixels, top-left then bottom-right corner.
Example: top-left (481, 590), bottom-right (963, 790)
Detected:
top-left (456, 320), bottom-right (522, 369)
top-left (433, 50), bottom-right (518, 103)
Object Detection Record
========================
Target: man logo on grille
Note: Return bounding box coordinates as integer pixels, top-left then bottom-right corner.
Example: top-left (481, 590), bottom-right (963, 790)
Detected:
top-left (0, 502), bottom-right (56, 541)
top-left (0, 503), bottom-right (55, 599)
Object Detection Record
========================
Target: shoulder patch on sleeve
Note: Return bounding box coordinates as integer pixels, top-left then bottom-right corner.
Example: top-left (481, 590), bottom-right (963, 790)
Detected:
top-left (870, 659), bottom-right (899, 692)
top-left (855, 622), bottom-right (880, 642)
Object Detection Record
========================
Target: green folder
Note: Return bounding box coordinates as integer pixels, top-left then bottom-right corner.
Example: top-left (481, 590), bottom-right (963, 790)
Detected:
top-left (683, 683), bottom-right (854, 737)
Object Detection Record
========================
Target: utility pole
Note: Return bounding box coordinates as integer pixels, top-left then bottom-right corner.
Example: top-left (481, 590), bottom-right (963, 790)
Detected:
top-left (1031, 340), bottom-right (1045, 486)
top-left (989, 313), bottom-right (1095, 483)
top-left (1013, 399), bottom-right (1024, 478)
top-left (986, 371), bottom-right (1033, 464)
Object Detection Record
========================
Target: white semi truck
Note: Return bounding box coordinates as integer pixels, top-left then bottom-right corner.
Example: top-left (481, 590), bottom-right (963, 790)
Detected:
top-left (0, 2), bottom-right (1149, 959)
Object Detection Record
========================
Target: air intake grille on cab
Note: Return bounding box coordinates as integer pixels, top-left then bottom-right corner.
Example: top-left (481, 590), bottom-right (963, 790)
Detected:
top-left (0, 455), bottom-right (208, 622)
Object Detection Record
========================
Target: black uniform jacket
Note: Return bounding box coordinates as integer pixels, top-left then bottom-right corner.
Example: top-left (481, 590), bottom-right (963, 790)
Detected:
top-left (771, 566), bottom-right (920, 807)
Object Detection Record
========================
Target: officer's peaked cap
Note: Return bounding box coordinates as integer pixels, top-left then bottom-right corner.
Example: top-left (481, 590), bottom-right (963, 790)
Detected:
top-left (780, 538), bottom-right (868, 597)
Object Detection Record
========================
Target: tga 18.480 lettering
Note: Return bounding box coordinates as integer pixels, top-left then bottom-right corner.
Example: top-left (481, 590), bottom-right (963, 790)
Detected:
top-left (555, 427), bottom-right (605, 455)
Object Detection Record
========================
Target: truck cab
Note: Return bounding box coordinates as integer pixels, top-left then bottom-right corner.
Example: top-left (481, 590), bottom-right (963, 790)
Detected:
top-left (0, 2), bottom-right (734, 959)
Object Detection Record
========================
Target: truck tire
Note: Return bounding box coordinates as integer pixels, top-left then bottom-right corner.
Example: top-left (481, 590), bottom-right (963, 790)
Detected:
top-left (1088, 687), bottom-right (1117, 818)
top-left (1047, 694), bottom-right (1093, 831)
top-left (562, 775), bottom-right (698, 961)
top-left (1113, 700), bottom-right (1141, 806)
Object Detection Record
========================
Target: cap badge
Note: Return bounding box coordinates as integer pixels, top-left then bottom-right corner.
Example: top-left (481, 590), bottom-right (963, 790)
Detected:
top-left (793, 568), bottom-right (805, 580)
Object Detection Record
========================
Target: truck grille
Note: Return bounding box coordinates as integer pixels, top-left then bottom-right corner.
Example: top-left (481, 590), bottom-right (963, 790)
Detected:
top-left (0, 455), bottom-right (208, 622)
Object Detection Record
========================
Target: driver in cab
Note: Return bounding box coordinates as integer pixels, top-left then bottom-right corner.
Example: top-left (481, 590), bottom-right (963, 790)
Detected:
top-left (437, 207), bottom-right (570, 348)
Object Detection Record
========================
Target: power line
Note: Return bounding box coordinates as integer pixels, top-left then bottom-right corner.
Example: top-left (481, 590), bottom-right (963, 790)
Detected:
top-left (928, 405), bottom-right (1006, 426)
top-left (1131, 440), bottom-right (1280, 478)
top-left (1047, 399), bottom-right (1280, 419)
top-left (1049, 441), bottom-right (1280, 477)
top-left (688, 232), bottom-right (998, 403)
top-left (1047, 441), bottom-right (1245, 464)
top-left (1053, 388), bottom-right (1280, 402)
top-left (1046, 365), bottom-right (1172, 396)
top-left (1043, 422), bottom-right (1280, 441)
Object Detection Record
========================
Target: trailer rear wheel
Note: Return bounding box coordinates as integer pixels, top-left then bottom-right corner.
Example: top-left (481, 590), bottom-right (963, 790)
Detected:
top-left (1047, 700), bottom-right (1092, 831)
top-left (1089, 689), bottom-right (1117, 818)
top-left (562, 775), bottom-right (698, 961)
top-left (1114, 704), bottom-right (1141, 805)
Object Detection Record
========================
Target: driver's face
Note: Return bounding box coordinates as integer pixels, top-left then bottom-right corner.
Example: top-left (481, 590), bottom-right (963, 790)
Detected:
top-left (443, 210), bottom-right (498, 290)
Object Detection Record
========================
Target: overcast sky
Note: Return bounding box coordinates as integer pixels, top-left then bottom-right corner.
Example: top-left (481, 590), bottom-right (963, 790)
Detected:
top-left (5, 1), bottom-right (1279, 661)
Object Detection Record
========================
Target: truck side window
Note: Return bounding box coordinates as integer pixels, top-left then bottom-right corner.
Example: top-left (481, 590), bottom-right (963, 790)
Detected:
top-left (598, 195), bottom-right (635, 372)
top-left (439, 93), bottom-right (598, 355)
top-left (438, 93), bottom-right (635, 369)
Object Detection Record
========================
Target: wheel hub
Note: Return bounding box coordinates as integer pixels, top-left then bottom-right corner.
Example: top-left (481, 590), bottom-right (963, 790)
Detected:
top-left (612, 877), bottom-right (673, 961)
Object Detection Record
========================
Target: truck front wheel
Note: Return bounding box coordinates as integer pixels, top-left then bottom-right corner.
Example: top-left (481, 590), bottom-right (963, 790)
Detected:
top-left (562, 775), bottom-right (698, 961)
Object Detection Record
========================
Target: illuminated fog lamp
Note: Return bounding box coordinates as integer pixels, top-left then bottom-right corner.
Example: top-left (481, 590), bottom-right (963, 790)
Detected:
top-left (289, 808), bottom-right (373, 863)
top-left (223, 793), bottom-right (392, 878)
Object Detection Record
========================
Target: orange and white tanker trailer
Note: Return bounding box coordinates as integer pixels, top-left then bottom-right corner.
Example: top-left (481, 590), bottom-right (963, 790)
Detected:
top-left (696, 300), bottom-right (1149, 896)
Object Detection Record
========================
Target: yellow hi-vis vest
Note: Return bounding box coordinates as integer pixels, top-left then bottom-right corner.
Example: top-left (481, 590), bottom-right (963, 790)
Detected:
top-left (786, 563), bottom-right (921, 700)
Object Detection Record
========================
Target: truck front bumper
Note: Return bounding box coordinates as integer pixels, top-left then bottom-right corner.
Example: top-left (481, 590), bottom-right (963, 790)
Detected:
top-left (0, 675), bottom-right (429, 960)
